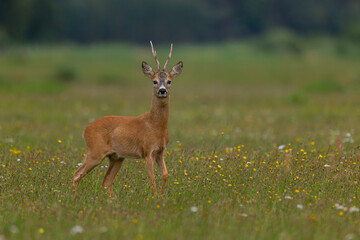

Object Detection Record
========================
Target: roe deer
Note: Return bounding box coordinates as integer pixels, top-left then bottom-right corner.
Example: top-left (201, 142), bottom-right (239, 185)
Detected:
top-left (72, 41), bottom-right (183, 198)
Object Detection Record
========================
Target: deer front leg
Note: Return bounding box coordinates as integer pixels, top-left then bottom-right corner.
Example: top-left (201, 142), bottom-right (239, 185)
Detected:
top-left (145, 156), bottom-right (157, 194)
top-left (155, 155), bottom-right (168, 196)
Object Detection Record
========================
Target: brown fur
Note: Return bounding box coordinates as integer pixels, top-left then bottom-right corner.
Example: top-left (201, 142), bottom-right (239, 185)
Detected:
top-left (72, 51), bottom-right (183, 198)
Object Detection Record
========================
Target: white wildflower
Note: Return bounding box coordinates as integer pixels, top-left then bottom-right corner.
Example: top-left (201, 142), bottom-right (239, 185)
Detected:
top-left (284, 196), bottom-right (292, 200)
top-left (190, 206), bottom-right (198, 213)
top-left (349, 207), bottom-right (359, 213)
top-left (297, 204), bottom-right (304, 209)
top-left (240, 213), bottom-right (248, 217)
top-left (324, 164), bottom-right (330, 168)
top-left (344, 133), bottom-right (354, 143)
top-left (70, 225), bottom-right (83, 235)
top-left (10, 225), bottom-right (19, 234)
top-left (335, 203), bottom-right (347, 211)
top-left (278, 145), bottom-right (286, 150)
top-left (345, 234), bottom-right (355, 240)
top-left (5, 138), bottom-right (14, 143)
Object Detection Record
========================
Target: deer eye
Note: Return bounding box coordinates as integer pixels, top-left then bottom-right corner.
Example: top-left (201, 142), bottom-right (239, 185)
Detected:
top-left (153, 81), bottom-right (158, 85)
top-left (167, 81), bottom-right (171, 85)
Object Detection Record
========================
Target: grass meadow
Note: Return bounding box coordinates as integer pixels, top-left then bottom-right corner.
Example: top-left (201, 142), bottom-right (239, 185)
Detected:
top-left (1, 41), bottom-right (360, 239)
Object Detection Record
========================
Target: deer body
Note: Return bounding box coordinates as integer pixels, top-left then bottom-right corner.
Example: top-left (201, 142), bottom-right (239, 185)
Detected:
top-left (73, 42), bottom-right (182, 198)
top-left (83, 97), bottom-right (170, 160)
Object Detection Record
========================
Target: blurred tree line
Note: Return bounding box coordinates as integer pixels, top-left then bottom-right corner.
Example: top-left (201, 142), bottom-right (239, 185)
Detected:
top-left (0, 0), bottom-right (359, 44)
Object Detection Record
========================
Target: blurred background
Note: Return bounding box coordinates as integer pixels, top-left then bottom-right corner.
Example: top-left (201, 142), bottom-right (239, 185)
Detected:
top-left (0, 0), bottom-right (360, 44)
top-left (0, 0), bottom-right (360, 149)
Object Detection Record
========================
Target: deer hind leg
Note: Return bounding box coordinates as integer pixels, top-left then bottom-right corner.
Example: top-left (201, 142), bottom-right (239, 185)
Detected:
top-left (145, 156), bottom-right (157, 194)
top-left (72, 150), bottom-right (107, 195)
top-left (155, 155), bottom-right (168, 196)
top-left (102, 154), bottom-right (124, 199)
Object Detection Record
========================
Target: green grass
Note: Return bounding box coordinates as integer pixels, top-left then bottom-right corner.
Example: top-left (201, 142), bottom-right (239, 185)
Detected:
top-left (1, 42), bottom-right (360, 240)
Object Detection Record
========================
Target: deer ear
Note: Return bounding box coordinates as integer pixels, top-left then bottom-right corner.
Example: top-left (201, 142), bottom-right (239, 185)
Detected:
top-left (170, 61), bottom-right (183, 78)
top-left (142, 61), bottom-right (155, 78)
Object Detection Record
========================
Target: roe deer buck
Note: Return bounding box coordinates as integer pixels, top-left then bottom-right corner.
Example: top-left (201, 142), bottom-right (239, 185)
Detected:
top-left (72, 41), bottom-right (183, 198)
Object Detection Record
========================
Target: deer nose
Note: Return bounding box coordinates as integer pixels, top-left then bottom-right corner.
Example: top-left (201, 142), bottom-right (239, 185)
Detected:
top-left (159, 88), bottom-right (167, 94)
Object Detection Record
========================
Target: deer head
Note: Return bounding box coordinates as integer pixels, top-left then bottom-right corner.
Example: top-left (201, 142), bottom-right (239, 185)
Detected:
top-left (142, 41), bottom-right (183, 98)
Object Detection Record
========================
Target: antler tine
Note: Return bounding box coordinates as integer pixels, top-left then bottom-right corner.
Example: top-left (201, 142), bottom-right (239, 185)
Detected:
top-left (163, 43), bottom-right (173, 71)
top-left (150, 41), bottom-right (160, 72)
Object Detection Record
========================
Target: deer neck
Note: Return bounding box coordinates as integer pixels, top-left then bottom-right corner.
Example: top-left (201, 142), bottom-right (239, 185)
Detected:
top-left (149, 94), bottom-right (170, 129)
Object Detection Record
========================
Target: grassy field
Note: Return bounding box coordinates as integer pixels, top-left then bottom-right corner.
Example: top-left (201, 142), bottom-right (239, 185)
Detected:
top-left (1, 41), bottom-right (360, 240)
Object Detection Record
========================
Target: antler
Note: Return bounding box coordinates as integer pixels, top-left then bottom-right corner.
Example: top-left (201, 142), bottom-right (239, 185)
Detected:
top-left (150, 41), bottom-right (160, 72)
top-left (163, 43), bottom-right (173, 71)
